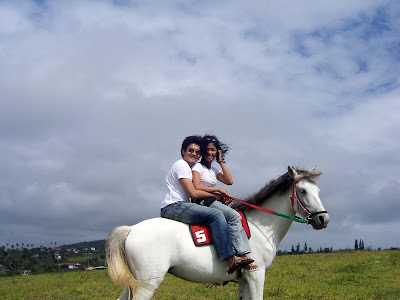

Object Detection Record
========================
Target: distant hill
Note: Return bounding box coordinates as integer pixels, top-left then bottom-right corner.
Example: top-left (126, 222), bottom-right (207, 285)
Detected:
top-left (63, 240), bottom-right (106, 249)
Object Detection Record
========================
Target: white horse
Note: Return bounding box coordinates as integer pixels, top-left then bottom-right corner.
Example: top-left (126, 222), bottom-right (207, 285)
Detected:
top-left (106, 166), bottom-right (330, 300)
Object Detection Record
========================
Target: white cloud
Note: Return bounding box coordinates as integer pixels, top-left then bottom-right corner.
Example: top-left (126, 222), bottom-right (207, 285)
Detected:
top-left (320, 93), bottom-right (399, 154)
top-left (0, 0), bottom-right (399, 252)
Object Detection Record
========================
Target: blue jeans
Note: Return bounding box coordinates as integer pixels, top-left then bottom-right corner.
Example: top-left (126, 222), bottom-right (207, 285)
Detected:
top-left (209, 201), bottom-right (251, 256)
top-left (161, 202), bottom-right (235, 261)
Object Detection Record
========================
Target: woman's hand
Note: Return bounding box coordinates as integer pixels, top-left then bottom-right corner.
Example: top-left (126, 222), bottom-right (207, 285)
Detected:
top-left (213, 193), bottom-right (223, 202)
top-left (217, 150), bottom-right (223, 163)
top-left (224, 197), bottom-right (232, 205)
top-left (218, 188), bottom-right (229, 195)
top-left (213, 192), bottom-right (232, 205)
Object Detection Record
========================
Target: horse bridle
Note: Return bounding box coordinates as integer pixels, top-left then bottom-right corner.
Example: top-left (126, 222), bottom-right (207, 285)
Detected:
top-left (223, 177), bottom-right (327, 225)
top-left (290, 177), bottom-right (328, 220)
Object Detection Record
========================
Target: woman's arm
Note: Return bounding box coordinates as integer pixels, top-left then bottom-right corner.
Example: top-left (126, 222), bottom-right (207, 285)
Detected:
top-left (179, 178), bottom-right (217, 199)
top-left (192, 171), bottom-right (228, 195)
top-left (216, 161), bottom-right (233, 185)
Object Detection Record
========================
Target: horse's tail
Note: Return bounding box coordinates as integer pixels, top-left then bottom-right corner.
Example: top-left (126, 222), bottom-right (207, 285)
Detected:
top-left (106, 226), bottom-right (144, 296)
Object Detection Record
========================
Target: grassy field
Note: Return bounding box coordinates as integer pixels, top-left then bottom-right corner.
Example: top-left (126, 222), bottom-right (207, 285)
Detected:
top-left (1, 250), bottom-right (399, 299)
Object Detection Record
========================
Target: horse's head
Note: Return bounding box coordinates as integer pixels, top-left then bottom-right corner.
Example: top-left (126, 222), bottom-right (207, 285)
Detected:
top-left (288, 166), bottom-right (330, 230)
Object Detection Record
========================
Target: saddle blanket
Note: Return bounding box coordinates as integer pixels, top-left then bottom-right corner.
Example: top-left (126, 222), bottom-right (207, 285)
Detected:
top-left (190, 211), bottom-right (251, 246)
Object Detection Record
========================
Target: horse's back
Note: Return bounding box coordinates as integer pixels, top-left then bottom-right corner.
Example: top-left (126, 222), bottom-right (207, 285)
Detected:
top-left (125, 218), bottom-right (195, 265)
top-left (126, 217), bottom-right (189, 247)
top-left (124, 217), bottom-right (230, 282)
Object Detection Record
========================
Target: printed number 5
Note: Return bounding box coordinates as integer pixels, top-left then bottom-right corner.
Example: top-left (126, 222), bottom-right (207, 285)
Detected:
top-left (195, 230), bottom-right (206, 243)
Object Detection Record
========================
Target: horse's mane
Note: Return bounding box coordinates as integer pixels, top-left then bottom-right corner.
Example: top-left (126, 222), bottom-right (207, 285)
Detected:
top-left (231, 168), bottom-right (323, 212)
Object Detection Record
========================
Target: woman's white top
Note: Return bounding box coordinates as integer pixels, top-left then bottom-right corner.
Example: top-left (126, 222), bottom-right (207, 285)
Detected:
top-left (192, 162), bottom-right (221, 187)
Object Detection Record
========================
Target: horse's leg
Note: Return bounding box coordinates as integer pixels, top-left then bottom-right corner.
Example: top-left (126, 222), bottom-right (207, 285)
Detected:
top-left (238, 270), bottom-right (266, 300)
top-left (117, 287), bottom-right (131, 300)
top-left (131, 276), bottom-right (165, 300)
top-left (117, 284), bottom-right (164, 300)
top-left (126, 257), bottom-right (168, 300)
top-left (238, 280), bottom-right (250, 300)
top-left (245, 271), bottom-right (265, 300)
top-left (115, 277), bottom-right (165, 300)
top-left (126, 245), bottom-right (169, 299)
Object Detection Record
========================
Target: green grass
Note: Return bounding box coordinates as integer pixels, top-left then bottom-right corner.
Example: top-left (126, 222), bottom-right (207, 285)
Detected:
top-left (262, 250), bottom-right (400, 299)
top-left (1, 250), bottom-right (399, 299)
top-left (0, 270), bottom-right (121, 300)
top-left (65, 254), bottom-right (99, 264)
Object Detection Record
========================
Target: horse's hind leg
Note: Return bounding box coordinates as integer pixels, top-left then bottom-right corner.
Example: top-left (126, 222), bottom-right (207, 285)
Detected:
top-left (124, 241), bottom-right (169, 299)
top-left (117, 287), bottom-right (131, 300)
top-left (117, 276), bottom-right (165, 300)
top-left (133, 276), bottom-right (165, 300)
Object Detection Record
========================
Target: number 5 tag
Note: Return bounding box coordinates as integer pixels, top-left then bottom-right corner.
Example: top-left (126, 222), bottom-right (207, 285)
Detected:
top-left (195, 230), bottom-right (207, 243)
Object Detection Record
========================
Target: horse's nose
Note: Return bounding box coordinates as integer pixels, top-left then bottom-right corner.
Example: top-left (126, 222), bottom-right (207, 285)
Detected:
top-left (319, 213), bottom-right (330, 228)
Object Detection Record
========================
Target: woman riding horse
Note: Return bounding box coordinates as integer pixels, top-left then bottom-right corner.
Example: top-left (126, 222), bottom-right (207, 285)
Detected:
top-left (192, 134), bottom-right (258, 271)
top-left (160, 135), bottom-right (253, 273)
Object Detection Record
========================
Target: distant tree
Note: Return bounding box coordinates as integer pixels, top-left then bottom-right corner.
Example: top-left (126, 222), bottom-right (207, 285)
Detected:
top-left (291, 245), bottom-right (295, 253)
top-left (360, 240), bottom-right (365, 250)
top-left (296, 243), bottom-right (300, 253)
top-left (355, 239), bottom-right (358, 250)
top-left (303, 242), bottom-right (308, 253)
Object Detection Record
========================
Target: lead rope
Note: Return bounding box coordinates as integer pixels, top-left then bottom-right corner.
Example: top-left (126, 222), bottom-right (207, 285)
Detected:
top-left (223, 194), bottom-right (308, 224)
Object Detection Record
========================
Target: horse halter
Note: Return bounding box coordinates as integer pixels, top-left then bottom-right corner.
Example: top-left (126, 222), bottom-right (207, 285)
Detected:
top-left (290, 177), bottom-right (327, 220)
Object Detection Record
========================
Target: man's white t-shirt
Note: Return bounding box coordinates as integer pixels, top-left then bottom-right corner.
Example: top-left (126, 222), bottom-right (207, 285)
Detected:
top-left (161, 159), bottom-right (193, 208)
top-left (192, 162), bottom-right (221, 187)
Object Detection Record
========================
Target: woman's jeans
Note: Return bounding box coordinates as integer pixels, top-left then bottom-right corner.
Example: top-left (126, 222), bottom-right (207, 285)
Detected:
top-left (161, 202), bottom-right (235, 261)
top-left (209, 200), bottom-right (251, 256)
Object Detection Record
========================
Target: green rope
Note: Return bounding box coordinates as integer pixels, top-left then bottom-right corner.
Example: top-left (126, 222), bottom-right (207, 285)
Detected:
top-left (274, 212), bottom-right (308, 224)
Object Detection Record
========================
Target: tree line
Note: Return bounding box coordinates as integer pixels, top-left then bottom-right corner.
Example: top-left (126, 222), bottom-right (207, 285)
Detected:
top-left (277, 238), bottom-right (374, 256)
top-left (277, 242), bottom-right (333, 255)
top-left (0, 241), bottom-right (106, 276)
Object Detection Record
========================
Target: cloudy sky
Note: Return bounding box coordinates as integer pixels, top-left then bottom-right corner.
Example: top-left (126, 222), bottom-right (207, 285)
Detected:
top-left (1, 0), bottom-right (399, 252)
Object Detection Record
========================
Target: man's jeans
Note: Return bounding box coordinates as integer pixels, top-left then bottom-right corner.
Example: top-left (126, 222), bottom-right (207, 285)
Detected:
top-left (161, 202), bottom-right (235, 261)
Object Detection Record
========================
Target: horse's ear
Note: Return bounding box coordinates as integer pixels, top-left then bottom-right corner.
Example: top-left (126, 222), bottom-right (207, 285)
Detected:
top-left (309, 165), bottom-right (317, 172)
top-left (288, 166), bottom-right (299, 179)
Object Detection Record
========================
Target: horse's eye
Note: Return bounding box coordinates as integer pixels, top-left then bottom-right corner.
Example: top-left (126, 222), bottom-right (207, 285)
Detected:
top-left (300, 189), bottom-right (306, 194)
